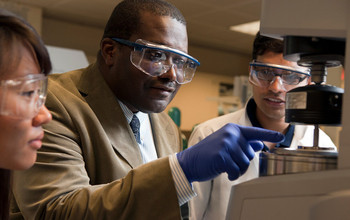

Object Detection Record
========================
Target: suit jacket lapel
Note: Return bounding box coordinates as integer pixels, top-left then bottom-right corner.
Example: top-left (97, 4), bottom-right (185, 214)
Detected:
top-left (77, 63), bottom-right (143, 168)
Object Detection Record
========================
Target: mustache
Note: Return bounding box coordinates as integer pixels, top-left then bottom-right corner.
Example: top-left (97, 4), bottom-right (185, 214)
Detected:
top-left (156, 78), bottom-right (177, 88)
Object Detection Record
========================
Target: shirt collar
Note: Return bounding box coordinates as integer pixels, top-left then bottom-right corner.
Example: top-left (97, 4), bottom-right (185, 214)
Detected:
top-left (118, 100), bottom-right (148, 124)
top-left (246, 98), bottom-right (294, 151)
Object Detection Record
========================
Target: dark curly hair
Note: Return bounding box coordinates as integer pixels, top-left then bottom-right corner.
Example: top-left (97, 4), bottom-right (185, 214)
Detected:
top-left (102, 0), bottom-right (186, 40)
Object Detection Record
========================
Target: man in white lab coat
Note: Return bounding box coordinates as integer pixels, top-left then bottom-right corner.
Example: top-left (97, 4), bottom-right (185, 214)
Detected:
top-left (188, 32), bottom-right (336, 220)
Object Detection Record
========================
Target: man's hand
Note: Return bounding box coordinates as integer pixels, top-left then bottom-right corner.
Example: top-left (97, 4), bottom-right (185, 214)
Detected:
top-left (176, 123), bottom-right (284, 182)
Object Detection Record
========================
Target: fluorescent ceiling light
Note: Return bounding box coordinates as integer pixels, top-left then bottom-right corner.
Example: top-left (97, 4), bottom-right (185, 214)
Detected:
top-left (229, 20), bottom-right (260, 36)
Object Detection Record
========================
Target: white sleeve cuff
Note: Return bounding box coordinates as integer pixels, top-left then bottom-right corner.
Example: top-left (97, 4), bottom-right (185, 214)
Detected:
top-left (169, 154), bottom-right (197, 205)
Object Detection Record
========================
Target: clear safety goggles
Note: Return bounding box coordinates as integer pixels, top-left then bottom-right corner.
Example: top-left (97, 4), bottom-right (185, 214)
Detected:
top-left (249, 60), bottom-right (310, 91)
top-left (0, 74), bottom-right (48, 119)
top-left (112, 38), bottom-right (200, 84)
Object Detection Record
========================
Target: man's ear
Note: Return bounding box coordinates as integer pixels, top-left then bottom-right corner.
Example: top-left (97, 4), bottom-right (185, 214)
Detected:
top-left (100, 38), bottom-right (117, 66)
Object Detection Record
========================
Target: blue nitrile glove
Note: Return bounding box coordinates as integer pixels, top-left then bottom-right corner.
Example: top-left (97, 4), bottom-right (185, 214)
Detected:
top-left (176, 123), bottom-right (284, 183)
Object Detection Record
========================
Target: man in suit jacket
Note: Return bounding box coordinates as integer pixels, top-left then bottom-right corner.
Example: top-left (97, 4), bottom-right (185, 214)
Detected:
top-left (10, 1), bottom-right (284, 219)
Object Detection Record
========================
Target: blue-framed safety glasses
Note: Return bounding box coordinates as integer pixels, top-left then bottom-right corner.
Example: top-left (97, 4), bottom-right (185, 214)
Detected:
top-left (112, 38), bottom-right (200, 84)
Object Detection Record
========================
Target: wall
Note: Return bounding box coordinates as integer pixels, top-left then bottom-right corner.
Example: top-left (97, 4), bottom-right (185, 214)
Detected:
top-left (41, 18), bottom-right (251, 75)
top-left (165, 71), bottom-right (237, 131)
top-left (42, 18), bottom-right (101, 63)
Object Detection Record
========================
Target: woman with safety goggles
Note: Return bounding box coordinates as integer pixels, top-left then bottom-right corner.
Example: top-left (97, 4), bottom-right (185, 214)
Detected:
top-left (0, 9), bottom-right (52, 220)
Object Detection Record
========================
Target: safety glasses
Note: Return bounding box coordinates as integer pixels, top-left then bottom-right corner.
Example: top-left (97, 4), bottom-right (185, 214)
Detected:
top-left (0, 74), bottom-right (48, 119)
top-left (112, 38), bottom-right (200, 84)
top-left (249, 60), bottom-right (310, 90)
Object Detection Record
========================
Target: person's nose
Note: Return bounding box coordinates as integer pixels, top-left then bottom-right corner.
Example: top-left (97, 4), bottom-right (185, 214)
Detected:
top-left (32, 105), bottom-right (52, 127)
top-left (268, 76), bottom-right (286, 93)
top-left (159, 64), bottom-right (177, 82)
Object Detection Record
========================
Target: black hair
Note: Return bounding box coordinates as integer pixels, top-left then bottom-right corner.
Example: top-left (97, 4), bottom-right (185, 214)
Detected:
top-left (0, 169), bottom-right (11, 220)
top-left (252, 31), bottom-right (284, 60)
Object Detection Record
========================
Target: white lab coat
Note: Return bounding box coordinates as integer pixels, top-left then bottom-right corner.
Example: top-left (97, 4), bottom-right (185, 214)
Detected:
top-left (188, 106), bottom-right (336, 220)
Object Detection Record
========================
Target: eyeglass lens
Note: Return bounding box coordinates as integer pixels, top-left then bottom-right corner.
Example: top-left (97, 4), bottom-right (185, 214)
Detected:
top-left (251, 66), bottom-right (307, 85)
top-left (130, 47), bottom-right (197, 84)
top-left (0, 75), bottom-right (47, 119)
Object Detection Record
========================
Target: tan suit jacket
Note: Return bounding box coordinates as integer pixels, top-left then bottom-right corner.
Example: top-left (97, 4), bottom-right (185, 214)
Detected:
top-left (11, 63), bottom-right (183, 219)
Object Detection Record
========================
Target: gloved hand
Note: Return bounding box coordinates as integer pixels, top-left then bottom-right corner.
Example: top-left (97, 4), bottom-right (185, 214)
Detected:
top-left (176, 123), bottom-right (284, 183)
